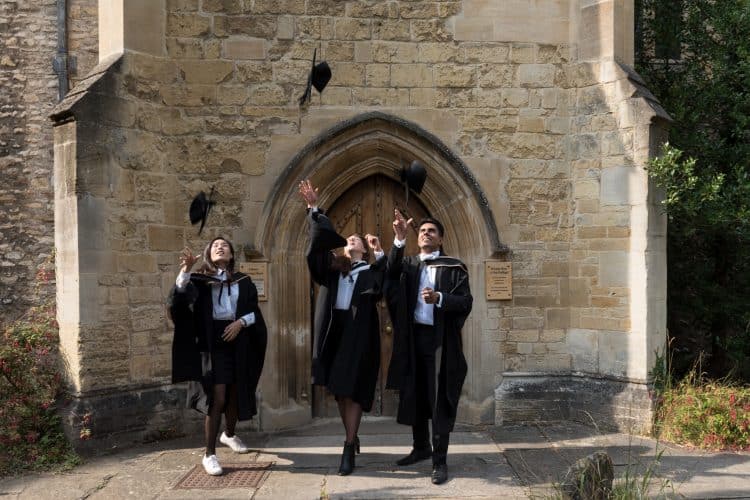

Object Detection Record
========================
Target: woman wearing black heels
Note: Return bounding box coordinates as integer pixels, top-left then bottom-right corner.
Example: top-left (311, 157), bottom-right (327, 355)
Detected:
top-left (299, 179), bottom-right (385, 476)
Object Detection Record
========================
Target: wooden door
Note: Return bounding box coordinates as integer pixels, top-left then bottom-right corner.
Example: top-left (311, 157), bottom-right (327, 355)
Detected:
top-left (312, 174), bottom-right (430, 417)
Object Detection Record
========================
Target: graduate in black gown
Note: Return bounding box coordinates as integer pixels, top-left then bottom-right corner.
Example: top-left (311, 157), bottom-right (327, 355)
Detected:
top-left (299, 179), bottom-right (386, 476)
top-left (385, 209), bottom-right (472, 485)
top-left (169, 237), bottom-right (267, 476)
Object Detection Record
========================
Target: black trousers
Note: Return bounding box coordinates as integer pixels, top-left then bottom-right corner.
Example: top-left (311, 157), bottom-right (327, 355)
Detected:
top-left (411, 323), bottom-right (450, 466)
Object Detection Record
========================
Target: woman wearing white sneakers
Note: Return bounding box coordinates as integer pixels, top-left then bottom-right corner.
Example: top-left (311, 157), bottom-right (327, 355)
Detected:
top-left (169, 237), bottom-right (267, 475)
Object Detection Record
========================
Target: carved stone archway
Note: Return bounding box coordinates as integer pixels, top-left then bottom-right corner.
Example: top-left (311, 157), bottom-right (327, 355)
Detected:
top-left (256, 112), bottom-right (503, 428)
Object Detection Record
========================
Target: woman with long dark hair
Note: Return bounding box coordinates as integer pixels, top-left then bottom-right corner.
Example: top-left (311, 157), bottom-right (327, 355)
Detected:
top-left (299, 179), bottom-right (385, 476)
top-left (169, 237), bottom-right (267, 476)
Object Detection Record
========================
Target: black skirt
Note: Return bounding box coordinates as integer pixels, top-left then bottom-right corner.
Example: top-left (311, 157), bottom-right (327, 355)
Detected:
top-left (325, 309), bottom-right (381, 412)
top-left (211, 320), bottom-right (236, 384)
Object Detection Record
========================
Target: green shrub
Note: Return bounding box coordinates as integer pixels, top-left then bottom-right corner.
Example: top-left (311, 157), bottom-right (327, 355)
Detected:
top-left (657, 370), bottom-right (750, 450)
top-left (0, 295), bottom-right (80, 476)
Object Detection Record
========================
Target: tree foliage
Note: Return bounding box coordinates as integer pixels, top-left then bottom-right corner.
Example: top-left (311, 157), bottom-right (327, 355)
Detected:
top-left (637, 0), bottom-right (750, 379)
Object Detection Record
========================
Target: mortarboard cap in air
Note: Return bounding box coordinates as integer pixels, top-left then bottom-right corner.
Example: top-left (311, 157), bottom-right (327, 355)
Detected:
top-left (400, 160), bottom-right (427, 194)
top-left (299, 48), bottom-right (332, 105)
top-left (189, 187), bottom-right (216, 235)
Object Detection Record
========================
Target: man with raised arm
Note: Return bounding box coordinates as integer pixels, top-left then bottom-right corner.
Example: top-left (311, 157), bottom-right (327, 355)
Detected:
top-left (385, 209), bottom-right (473, 485)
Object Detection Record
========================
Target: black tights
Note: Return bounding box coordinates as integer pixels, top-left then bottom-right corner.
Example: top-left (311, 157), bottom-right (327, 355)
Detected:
top-left (205, 384), bottom-right (239, 455)
top-left (337, 397), bottom-right (362, 444)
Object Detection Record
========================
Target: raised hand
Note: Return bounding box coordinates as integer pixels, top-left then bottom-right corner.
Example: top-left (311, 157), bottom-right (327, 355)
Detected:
top-left (179, 247), bottom-right (200, 273)
top-left (392, 209), bottom-right (413, 241)
top-left (298, 179), bottom-right (319, 208)
top-left (365, 233), bottom-right (382, 252)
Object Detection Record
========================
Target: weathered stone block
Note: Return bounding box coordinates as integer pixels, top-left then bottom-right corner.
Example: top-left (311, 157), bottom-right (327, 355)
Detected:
top-left (372, 41), bottom-right (418, 63)
top-left (214, 15), bottom-right (277, 38)
top-left (347, 1), bottom-right (398, 18)
top-left (320, 87), bottom-right (353, 106)
top-left (518, 64), bottom-right (556, 88)
top-left (202, 0), bottom-right (242, 14)
top-left (178, 60), bottom-right (234, 84)
top-left (352, 87), bottom-right (409, 107)
top-left (324, 41), bottom-right (355, 61)
top-left (252, 0), bottom-right (304, 14)
top-left (335, 18), bottom-right (371, 40)
top-left (248, 84), bottom-right (287, 106)
top-left (411, 19), bottom-right (451, 42)
top-left (409, 88), bottom-right (436, 107)
top-left (117, 254), bottom-right (157, 273)
top-left (365, 64), bottom-right (390, 86)
top-left (222, 37), bottom-right (265, 59)
top-left (131, 305), bottom-right (166, 332)
top-left (372, 19), bottom-right (411, 41)
top-left (454, 18), bottom-right (494, 42)
top-left (236, 61), bottom-right (273, 83)
top-left (434, 64), bottom-right (475, 87)
top-left (305, 0), bottom-right (346, 16)
top-left (331, 62), bottom-right (366, 86)
top-left (160, 84), bottom-right (217, 106)
top-left (391, 64), bottom-right (433, 87)
top-left (166, 13), bottom-right (210, 37)
top-left (147, 225), bottom-right (184, 251)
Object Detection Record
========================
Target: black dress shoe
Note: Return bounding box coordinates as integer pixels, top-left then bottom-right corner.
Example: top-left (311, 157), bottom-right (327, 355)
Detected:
top-left (431, 463), bottom-right (448, 484)
top-left (396, 447), bottom-right (432, 466)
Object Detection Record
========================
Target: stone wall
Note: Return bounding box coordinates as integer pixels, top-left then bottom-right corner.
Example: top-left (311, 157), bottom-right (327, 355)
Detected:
top-left (0, 0), bottom-right (58, 326)
top-left (68, 0), bottom-right (99, 88)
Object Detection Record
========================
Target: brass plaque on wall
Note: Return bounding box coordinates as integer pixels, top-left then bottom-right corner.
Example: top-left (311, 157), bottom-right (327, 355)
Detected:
top-left (485, 261), bottom-right (512, 300)
top-left (239, 262), bottom-right (268, 301)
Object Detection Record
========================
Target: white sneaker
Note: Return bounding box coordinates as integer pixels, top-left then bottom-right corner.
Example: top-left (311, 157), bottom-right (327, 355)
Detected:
top-left (220, 431), bottom-right (250, 453)
top-left (202, 454), bottom-right (223, 476)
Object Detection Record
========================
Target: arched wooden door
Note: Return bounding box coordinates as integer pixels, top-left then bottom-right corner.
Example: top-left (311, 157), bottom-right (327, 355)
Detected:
top-left (312, 174), bottom-right (430, 417)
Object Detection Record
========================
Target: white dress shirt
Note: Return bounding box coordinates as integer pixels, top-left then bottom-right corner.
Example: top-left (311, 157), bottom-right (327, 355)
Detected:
top-left (176, 269), bottom-right (255, 326)
top-left (393, 238), bottom-right (443, 325)
top-left (334, 252), bottom-right (384, 310)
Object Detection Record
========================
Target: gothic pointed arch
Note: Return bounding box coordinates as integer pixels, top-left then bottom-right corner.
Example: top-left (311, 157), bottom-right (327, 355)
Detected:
top-left (253, 112), bottom-right (505, 420)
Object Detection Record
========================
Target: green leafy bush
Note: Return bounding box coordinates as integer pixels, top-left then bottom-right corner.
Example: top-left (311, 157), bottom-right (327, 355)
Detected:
top-left (657, 370), bottom-right (750, 450)
top-left (0, 285), bottom-right (80, 476)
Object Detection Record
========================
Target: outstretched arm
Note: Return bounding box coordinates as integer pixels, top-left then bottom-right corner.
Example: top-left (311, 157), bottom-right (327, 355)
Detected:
top-left (299, 179), bottom-right (334, 285)
top-left (387, 209), bottom-right (412, 278)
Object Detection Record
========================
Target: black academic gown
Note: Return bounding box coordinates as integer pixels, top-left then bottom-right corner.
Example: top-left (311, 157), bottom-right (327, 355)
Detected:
top-left (307, 209), bottom-right (384, 412)
top-left (385, 245), bottom-right (472, 434)
top-left (169, 272), bottom-right (267, 420)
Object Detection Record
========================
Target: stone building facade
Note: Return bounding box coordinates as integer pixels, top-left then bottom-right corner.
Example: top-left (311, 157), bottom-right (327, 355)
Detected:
top-left (6, 0), bottom-right (669, 444)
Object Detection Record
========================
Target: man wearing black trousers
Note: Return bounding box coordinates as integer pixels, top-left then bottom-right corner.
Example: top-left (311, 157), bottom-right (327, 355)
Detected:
top-left (385, 209), bottom-right (473, 485)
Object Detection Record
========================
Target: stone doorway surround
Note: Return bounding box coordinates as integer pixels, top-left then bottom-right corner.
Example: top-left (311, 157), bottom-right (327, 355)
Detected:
top-left (255, 112), bottom-right (505, 429)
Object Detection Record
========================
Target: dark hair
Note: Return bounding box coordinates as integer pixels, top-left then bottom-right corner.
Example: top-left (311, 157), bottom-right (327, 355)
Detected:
top-left (198, 237), bottom-right (236, 276)
top-left (350, 233), bottom-right (371, 262)
top-left (418, 217), bottom-right (444, 237)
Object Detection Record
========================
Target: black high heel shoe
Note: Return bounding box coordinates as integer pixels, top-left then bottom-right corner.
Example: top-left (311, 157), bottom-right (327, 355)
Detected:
top-left (338, 441), bottom-right (356, 476)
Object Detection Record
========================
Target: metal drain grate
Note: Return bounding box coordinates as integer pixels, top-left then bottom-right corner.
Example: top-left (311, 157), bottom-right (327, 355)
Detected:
top-left (174, 461), bottom-right (274, 490)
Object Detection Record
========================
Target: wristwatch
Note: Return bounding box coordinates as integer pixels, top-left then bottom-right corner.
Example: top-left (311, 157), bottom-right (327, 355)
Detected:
top-left (239, 318), bottom-right (247, 327)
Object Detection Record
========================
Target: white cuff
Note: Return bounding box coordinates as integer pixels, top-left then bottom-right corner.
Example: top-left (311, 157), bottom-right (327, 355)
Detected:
top-left (239, 312), bottom-right (256, 327)
top-left (393, 238), bottom-right (406, 248)
top-left (176, 271), bottom-right (191, 290)
top-left (374, 250), bottom-right (384, 260)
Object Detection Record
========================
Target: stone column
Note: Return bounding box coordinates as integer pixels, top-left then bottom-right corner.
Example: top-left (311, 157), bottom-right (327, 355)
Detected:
top-left (576, 0), bottom-right (634, 65)
top-left (99, 0), bottom-right (165, 60)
